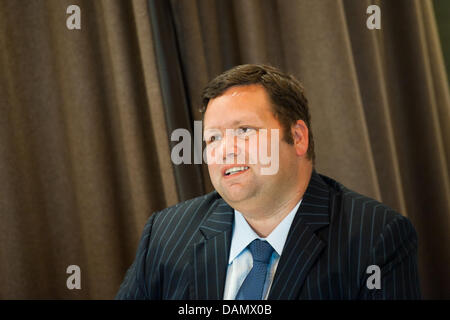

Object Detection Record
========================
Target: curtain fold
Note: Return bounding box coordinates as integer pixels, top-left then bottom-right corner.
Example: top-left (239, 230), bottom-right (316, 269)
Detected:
top-left (148, 0), bottom-right (205, 201)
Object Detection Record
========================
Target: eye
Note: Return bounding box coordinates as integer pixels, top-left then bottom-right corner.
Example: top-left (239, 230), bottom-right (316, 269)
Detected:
top-left (236, 127), bottom-right (257, 137)
top-left (205, 134), bottom-right (222, 144)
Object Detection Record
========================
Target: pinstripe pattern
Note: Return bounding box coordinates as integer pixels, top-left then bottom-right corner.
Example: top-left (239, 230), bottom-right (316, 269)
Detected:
top-left (115, 171), bottom-right (421, 299)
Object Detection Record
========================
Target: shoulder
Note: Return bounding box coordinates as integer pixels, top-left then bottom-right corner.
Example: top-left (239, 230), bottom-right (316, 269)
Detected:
top-left (154, 191), bottom-right (222, 219)
top-left (318, 173), bottom-right (417, 242)
top-left (314, 172), bottom-right (420, 299)
top-left (142, 191), bottom-right (224, 238)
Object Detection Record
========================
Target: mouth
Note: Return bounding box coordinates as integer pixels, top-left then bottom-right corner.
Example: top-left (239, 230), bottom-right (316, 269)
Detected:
top-left (223, 166), bottom-right (250, 177)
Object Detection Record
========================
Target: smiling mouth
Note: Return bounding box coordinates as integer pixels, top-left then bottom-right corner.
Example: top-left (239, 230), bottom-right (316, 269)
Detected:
top-left (224, 166), bottom-right (250, 176)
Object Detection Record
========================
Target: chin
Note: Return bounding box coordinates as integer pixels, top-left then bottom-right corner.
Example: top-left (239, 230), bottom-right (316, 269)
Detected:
top-left (221, 188), bottom-right (252, 205)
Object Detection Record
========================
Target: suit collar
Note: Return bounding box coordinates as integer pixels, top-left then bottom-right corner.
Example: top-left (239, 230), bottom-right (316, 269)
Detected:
top-left (198, 197), bottom-right (234, 239)
top-left (229, 198), bottom-right (302, 262)
top-left (268, 170), bottom-right (331, 299)
top-left (191, 197), bottom-right (234, 299)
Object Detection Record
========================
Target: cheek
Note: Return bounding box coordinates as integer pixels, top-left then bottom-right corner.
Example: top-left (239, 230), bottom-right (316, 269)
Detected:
top-left (245, 136), bottom-right (259, 164)
top-left (278, 146), bottom-right (296, 169)
top-left (205, 145), bottom-right (221, 165)
top-left (207, 163), bottom-right (220, 177)
top-left (255, 131), bottom-right (279, 159)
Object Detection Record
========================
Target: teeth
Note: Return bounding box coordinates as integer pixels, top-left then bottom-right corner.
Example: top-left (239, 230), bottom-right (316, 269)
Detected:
top-left (225, 166), bottom-right (249, 176)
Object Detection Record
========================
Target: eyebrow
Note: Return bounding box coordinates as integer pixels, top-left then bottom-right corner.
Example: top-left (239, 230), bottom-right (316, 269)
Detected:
top-left (204, 119), bottom-right (259, 131)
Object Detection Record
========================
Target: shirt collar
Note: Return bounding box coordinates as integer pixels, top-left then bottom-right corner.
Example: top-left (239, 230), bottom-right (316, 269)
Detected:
top-left (228, 199), bottom-right (302, 263)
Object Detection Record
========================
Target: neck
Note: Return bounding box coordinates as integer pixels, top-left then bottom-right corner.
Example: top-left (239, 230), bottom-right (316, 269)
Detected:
top-left (236, 165), bottom-right (313, 238)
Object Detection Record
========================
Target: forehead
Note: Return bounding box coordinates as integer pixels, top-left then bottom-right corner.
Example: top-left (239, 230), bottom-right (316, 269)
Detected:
top-left (203, 84), bottom-right (275, 129)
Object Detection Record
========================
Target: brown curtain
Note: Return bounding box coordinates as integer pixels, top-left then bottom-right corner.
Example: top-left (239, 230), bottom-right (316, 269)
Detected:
top-left (0, 0), bottom-right (178, 299)
top-left (0, 0), bottom-right (449, 299)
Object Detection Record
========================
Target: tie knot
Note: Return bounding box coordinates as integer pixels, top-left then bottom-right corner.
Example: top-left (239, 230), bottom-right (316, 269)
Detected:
top-left (248, 239), bottom-right (274, 263)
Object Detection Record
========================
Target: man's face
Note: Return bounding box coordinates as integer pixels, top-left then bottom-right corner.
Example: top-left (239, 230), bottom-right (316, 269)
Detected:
top-left (203, 84), bottom-right (300, 208)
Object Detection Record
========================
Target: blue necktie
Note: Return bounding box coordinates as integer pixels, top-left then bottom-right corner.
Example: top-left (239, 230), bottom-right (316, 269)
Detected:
top-left (236, 239), bottom-right (274, 300)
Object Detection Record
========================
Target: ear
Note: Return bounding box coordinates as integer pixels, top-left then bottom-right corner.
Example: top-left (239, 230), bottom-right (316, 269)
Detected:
top-left (291, 120), bottom-right (309, 157)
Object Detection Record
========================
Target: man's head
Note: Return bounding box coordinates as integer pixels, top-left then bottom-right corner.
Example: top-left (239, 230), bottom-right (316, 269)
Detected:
top-left (201, 64), bottom-right (315, 162)
top-left (201, 64), bottom-right (314, 215)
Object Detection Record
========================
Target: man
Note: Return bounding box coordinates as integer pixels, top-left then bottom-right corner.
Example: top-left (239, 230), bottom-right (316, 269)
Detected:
top-left (116, 64), bottom-right (421, 299)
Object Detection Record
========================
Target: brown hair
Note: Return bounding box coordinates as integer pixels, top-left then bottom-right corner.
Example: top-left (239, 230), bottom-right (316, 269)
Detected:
top-left (200, 64), bottom-right (315, 163)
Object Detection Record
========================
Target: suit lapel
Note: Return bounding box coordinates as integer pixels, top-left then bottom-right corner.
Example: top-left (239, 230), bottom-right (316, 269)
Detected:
top-left (190, 197), bottom-right (234, 299)
top-left (268, 170), bottom-right (330, 299)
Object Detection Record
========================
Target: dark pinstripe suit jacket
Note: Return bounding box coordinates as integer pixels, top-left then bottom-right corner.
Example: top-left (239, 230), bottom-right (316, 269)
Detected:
top-left (116, 171), bottom-right (421, 299)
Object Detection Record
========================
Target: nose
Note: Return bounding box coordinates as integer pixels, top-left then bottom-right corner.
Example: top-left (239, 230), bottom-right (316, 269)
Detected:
top-left (221, 130), bottom-right (240, 162)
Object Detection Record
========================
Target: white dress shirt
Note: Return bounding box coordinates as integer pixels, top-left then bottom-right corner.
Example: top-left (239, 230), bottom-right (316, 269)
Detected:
top-left (223, 199), bottom-right (302, 300)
